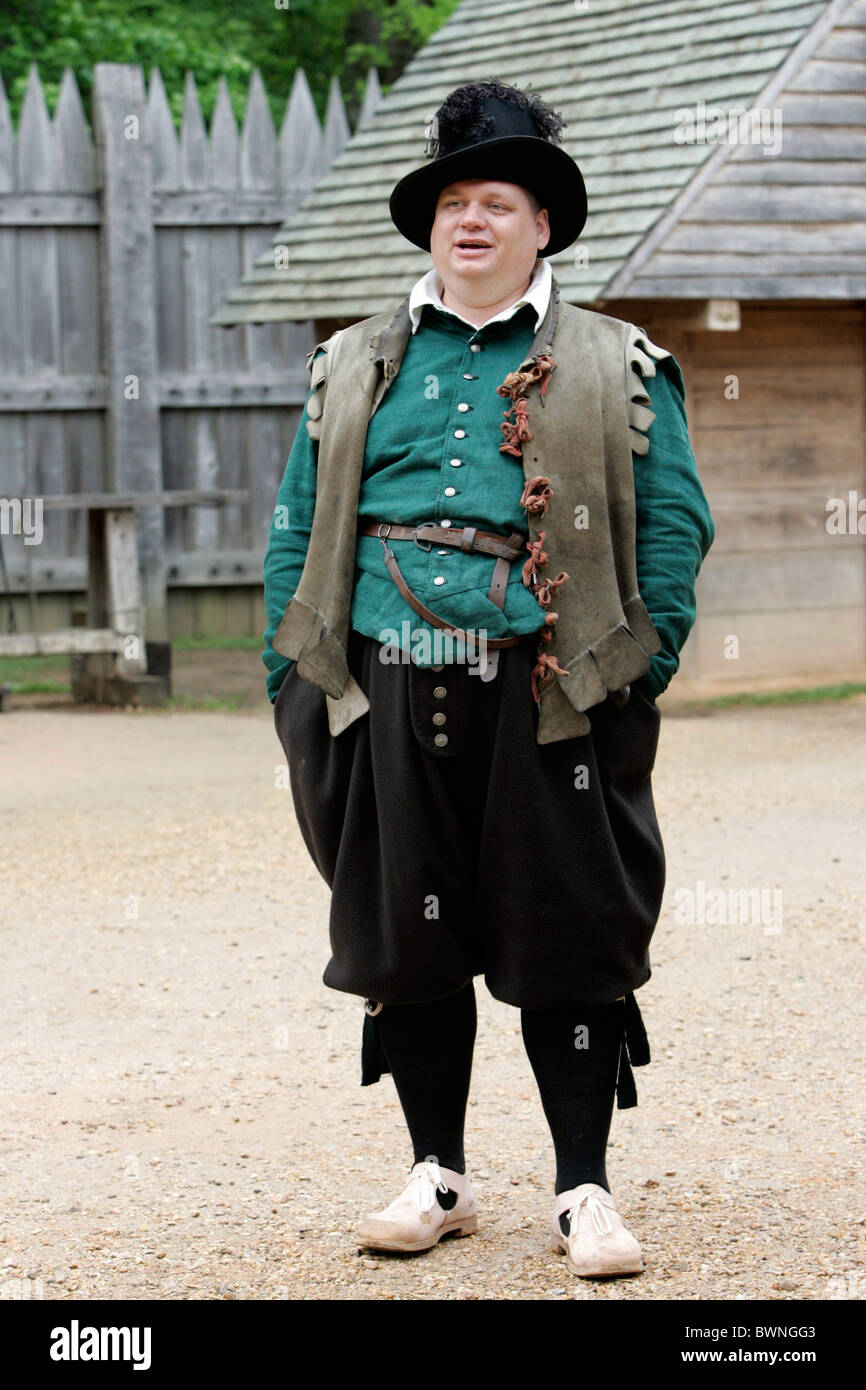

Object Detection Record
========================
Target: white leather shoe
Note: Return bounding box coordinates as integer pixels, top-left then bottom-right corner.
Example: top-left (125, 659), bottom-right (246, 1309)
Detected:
top-left (357, 1159), bottom-right (478, 1252)
top-left (550, 1182), bottom-right (644, 1277)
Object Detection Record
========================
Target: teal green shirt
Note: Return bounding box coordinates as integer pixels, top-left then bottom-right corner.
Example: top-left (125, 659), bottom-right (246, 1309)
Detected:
top-left (262, 301), bottom-right (715, 704)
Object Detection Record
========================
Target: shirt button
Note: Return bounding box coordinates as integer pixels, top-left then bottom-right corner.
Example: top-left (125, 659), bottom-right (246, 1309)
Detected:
top-left (432, 712), bottom-right (446, 726)
top-left (450, 458), bottom-right (462, 467)
top-left (457, 402), bottom-right (470, 413)
top-left (440, 519), bottom-right (451, 526)
top-left (434, 733), bottom-right (449, 747)
top-left (463, 373), bottom-right (476, 380)
top-left (433, 686), bottom-right (447, 699)
top-left (433, 576), bottom-right (446, 585)
top-left (444, 486), bottom-right (456, 497)
top-left (470, 343), bottom-right (481, 353)
top-left (432, 665), bottom-right (445, 673)
top-left (454, 429), bottom-right (466, 439)
top-left (436, 548), bottom-right (449, 555)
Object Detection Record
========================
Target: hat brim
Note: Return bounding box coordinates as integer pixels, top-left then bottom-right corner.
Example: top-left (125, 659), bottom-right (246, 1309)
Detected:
top-left (389, 136), bottom-right (587, 257)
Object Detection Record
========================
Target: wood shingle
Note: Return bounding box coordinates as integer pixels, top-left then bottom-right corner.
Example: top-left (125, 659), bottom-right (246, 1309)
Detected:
top-left (212, 0), bottom-right (857, 323)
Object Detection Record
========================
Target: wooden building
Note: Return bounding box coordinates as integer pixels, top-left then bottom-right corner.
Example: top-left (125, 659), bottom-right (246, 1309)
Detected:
top-left (216, 0), bottom-right (866, 691)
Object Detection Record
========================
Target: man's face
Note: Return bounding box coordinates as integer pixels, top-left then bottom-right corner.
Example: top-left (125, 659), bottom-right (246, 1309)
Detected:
top-left (429, 179), bottom-right (550, 301)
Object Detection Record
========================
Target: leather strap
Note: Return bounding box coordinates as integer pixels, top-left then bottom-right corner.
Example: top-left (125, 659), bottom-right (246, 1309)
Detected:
top-left (482, 552), bottom-right (513, 679)
top-left (363, 520), bottom-right (533, 652)
top-left (358, 519), bottom-right (525, 561)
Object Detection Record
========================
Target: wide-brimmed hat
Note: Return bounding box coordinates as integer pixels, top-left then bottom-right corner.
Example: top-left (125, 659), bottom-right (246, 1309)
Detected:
top-left (389, 79), bottom-right (587, 257)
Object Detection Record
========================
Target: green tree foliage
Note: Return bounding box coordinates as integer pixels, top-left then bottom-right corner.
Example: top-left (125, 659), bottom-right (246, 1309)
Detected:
top-left (0, 0), bottom-right (459, 128)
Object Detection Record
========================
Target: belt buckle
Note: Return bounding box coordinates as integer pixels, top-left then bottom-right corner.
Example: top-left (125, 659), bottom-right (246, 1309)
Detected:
top-left (412, 521), bottom-right (437, 552)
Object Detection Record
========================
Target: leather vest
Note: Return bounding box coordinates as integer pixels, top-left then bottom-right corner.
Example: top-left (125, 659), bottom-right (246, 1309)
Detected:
top-left (274, 276), bottom-right (669, 744)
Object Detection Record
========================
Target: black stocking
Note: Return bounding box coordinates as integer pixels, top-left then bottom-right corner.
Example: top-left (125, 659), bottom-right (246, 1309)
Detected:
top-left (374, 980), bottom-right (477, 1187)
top-left (520, 998), bottom-right (623, 1196)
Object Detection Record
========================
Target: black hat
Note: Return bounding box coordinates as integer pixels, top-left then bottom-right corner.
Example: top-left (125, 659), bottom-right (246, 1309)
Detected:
top-left (389, 78), bottom-right (587, 257)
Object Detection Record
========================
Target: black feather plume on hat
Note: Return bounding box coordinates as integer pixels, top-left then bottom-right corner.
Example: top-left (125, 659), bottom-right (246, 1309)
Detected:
top-left (425, 77), bottom-right (566, 159)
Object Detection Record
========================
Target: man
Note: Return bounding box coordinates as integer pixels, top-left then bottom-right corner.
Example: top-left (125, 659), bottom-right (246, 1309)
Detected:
top-left (264, 78), bottom-right (714, 1279)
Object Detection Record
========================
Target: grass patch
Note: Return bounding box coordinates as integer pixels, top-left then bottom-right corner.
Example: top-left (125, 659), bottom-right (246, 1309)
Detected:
top-left (0, 654), bottom-right (68, 681)
top-left (170, 636), bottom-right (263, 652)
top-left (0, 639), bottom-right (263, 666)
top-left (0, 654), bottom-right (71, 693)
top-left (7, 680), bottom-right (70, 694)
top-left (682, 681), bottom-right (866, 711)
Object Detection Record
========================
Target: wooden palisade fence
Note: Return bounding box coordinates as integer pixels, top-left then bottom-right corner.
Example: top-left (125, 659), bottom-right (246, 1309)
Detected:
top-left (0, 62), bottom-right (380, 646)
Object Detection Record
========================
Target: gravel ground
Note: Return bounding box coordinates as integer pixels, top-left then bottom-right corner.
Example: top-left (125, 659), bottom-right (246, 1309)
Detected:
top-left (0, 690), bottom-right (863, 1302)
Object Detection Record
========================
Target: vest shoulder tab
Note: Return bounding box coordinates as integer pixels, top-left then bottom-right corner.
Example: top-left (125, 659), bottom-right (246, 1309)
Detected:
top-left (302, 303), bottom-right (409, 440)
top-left (625, 324), bottom-right (672, 456)
top-left (304, 330), bottom-right (344, 441)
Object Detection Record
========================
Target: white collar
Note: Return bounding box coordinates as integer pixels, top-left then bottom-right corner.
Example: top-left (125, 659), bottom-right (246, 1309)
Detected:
top-left (408, 257), bottom-right (552, 335)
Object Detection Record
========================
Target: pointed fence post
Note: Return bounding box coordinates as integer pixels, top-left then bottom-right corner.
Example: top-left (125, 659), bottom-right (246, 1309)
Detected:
top-left (92, 63), bottom-right (166, 641)
top-left (323, 75), bottom-right (351, 166)
top-left (357, 68), bottom-right (382, 131)
top-left (280, 67), bottom-right (324, 211)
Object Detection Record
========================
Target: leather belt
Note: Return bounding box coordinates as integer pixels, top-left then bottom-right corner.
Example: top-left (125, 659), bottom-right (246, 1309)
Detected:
top-left (358, 520), bottom-right (525, 560)
top-left (358, 519), bottom-right (536, 678)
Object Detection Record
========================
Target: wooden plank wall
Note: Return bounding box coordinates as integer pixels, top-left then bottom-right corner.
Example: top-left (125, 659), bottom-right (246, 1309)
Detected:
top-left (0, 62), bottom-right (380, 638)
top-left (603, 298), bottom-right (866, 683)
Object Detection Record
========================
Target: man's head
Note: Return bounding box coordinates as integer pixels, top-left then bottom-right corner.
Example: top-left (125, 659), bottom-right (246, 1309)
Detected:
top-left (389, 77), bottom-right (586, 259)
top-left (430, 178), bottom-right (550, 307)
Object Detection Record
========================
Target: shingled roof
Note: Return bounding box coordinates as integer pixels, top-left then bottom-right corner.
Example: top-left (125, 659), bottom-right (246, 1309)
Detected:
top-left (213, 0), bottom-right (864, 324)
